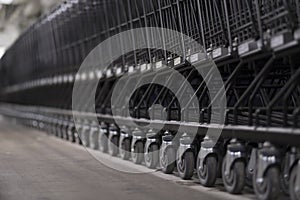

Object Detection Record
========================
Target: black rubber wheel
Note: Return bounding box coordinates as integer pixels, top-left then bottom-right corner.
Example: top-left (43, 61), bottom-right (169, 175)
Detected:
top-left (245, 174), bottom-right (253, 189)
top-left (280, 171), bottom-right (290, 196)
top-left (82, 131), bottom-right (90, 147)
top-left (59, 128), bottom-right (64, 139)
top-left (132, 141), bottom-right (144, 164)
top-left (63, 128), bottom-right (69, 140)
top-left (197, 155), bottom-right (218, 187)
top-left (160, 147), bottom-right (176, 174)
top-left (289, 164), bottom-right (300, 200)
top-left (67, 128), bottom-right (75, 143)
top-left (253, 166), bottom-right (281, 200)
top-left (108, 136), bottom-right (119, 157)
top-left (177, 151), bottom-right (195, 180)
top-left (77, 130), bottom-right (83, 145)
top-left (89, 132), bottom-right (99, 150)
top-left (52, 126), bottom-right (56, 135)
top-left (65, 130), bottom-right (69, 141)
top-left (75, 132), bottom-right (82, 145)
top-left (57, 128), bottom-right (61, 138)
top-left (55, 127), bottom-right (59, 137)
top-left (99, 134), bottom-right (108, 153)
top-left (279, 155), bottom-right (290, 196)
top-left (120, 138), bottom-right (131, 160)
top-left (222, 156), bottom-right (245, 194)
top-left (145, 144), bottom-right (159, 169)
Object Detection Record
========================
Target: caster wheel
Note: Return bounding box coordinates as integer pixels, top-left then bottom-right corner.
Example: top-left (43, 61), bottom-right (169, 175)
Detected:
top-left (222, 155), bottom-right (245, 194)
top-left (63, 129), bottom-right (68, 140)
top-left (280, 156), bottom-right (290, 196)
top-left (68, 129), bottom-right (76, 143)
top-left (82, 131), bottom-right (90, 147)
top-left (245, 175), bottom-right (253, 188)
top-left (59, 129), bottom-right (64, 139)
top-left (197, 155), bottom-right (217, 187)
top-left (120, 138), bottom-right (131, 160)
top-left (253, 166), bottom-right (280, 200)
top-left (177, 151), bottom-right (195, 180)
top-left (108, 136), bottom-right (119, 157)
top-left (75, 132), bottom-right (82, 145)
top-left (145, 144), bottom-right (159, 169)
top-left (160, 147), bottom-right (176, 174)
top-left (65, 132), bottom-right (69, 141)
top-left (89, 132), bottom-right (99, 150)
top-left (289, 165), bottom-right (300, 200)
top-left (55, 130), bottom-right (59, 137)
top-left (56, 130), bottom-right (59, 137)
top-left (77, 131), bottom-right (83, 145)
top-left (132, 141), bottom-right (144, 164)
top-left (99, 136), bottom-right (108, 153)
top-left (280, 172), bottom-right (290, 196)
top-left (56, 130), bottom-right (60, 138)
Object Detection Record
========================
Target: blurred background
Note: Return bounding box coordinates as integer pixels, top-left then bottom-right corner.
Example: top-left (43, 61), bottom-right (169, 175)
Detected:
top-left (0, 0), bottom-right (62, 58)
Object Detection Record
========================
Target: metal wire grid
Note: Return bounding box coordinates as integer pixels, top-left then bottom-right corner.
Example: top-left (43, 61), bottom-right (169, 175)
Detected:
top-left (0, 0), bottom-right (300, 130)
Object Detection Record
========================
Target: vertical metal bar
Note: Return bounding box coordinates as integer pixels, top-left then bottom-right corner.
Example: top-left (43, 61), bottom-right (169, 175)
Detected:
top-left (176, 0), bottom-right (186, 59)
top-left (142, 0), bottom-right (152, 62)
top-left (127, 0), bottom-right (137, 65)
top-left (254, 0), bottom-right (264, 46)
top-left (196, 0), bottom-right (206, 50)
top-left (223, 0), bottom-right (233, 48)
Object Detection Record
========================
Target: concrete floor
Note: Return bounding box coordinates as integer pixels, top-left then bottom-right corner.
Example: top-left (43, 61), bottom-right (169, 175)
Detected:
top-left (0, 119), bottom-right (256, 200)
